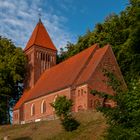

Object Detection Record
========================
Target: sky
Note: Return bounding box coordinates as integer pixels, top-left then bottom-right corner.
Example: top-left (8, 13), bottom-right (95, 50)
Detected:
top-left (0, 0), bottom-right (129, 50)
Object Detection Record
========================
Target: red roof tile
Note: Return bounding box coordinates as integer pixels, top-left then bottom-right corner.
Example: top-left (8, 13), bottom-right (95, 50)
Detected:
top-left (24, 21), bottom-right (57, 51)
top-left (25, 44), bottom-right (99, 102)
top-left (75, 45), bottom-right (109, 86)
top-left (13, 90), bottom-right (30, 110)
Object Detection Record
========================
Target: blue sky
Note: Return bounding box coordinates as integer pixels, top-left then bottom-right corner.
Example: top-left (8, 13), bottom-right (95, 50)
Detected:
top-left (0, 0), bottom-right (129, 50)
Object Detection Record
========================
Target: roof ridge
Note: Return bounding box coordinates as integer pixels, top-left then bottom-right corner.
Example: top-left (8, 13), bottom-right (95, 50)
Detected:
top-left (34, 22), bottom-right (40, 45)
top-left (71, 44), bottom-right (99, 88)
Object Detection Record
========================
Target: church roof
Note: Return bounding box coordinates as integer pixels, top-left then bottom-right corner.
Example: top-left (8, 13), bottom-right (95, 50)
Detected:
top-left (14, 44), bottom-right (110, 110)
top-left (75, 45), bottom-right (109, 86)
top-left (24, 21), bottom-right (57, 51)
top-left (13, 90), bottom-right (30, 110)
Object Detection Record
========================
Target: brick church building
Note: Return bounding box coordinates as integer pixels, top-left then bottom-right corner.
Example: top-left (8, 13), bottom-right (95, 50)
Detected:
top-left (13, 19), bottom-right (126, 124)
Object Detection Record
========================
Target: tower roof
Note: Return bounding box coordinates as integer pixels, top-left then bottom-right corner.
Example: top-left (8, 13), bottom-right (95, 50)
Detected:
top-left (24, 20), bottom-right (57, 51)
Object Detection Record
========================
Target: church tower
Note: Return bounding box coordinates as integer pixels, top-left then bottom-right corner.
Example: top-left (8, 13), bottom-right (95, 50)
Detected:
top-left (24, 19), bottom-right (57, 89)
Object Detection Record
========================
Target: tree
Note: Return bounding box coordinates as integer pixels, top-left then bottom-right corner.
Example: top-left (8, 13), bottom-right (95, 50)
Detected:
top-left (91, 69), bottom-right (140, 139)
top-left (0, 36), bottom-right (26, 124)
top-left (51, 96), bottom-right (80, 131)
top-left (104, 80), bottom-right (140, 140)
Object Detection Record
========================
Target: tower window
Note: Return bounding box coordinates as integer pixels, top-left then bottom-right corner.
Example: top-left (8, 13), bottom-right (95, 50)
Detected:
top-left (41, 53), bottom-right (43, 60)
top-left (43, 53), bottom-right (45, 60)
top-left (48, 55), bottom-right (50, 61)
top-left (46, 54), bottom-right (48, 61)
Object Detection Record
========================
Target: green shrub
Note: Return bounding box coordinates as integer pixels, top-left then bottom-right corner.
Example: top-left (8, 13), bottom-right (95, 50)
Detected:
top-left (61, 117), bottom-right (80, 131)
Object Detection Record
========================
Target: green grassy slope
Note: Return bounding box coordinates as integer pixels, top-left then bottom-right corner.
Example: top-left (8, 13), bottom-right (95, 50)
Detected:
top-left (0, 110), bottom-right (107, 140)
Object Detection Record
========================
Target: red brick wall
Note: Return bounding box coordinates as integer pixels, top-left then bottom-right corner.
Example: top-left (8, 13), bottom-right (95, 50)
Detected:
top-left (13, 110), bottom-right (20, 124)
top-left (74, 84), bottom-right (88, 112)
top-left (24, 88), bottom-right (70, 123)
top-left (87, 46), bottom-right (126, 108)
top-left (24, 45), bottom-right (57, 89)
top-left (24, 47), bottom-right (35, 89)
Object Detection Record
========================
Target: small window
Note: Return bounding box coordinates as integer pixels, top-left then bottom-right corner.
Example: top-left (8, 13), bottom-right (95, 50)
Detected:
top-left (78, 90), bottom-right (80, 96)
top-left (41, 100), bottom-right (46, 114)
top-left (31, 104), bottom-right (35, 116)
top-left (81, 89), bottom-right (83, 95)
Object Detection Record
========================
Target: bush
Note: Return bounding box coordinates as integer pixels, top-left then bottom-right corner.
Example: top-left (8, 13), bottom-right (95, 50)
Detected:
top-left (61, 117), bottom-right (80, 131)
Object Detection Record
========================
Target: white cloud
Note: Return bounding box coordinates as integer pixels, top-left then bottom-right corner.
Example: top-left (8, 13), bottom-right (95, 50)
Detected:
top-left (0, 0), bottom-right (74, 50)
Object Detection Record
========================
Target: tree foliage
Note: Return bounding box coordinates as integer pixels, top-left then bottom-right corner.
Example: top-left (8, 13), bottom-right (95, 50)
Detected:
top-left (91, 69), bottom-right (140, 139)
top-left (51, 96), bottom-right (73, 119)
top-left (0, 36), bottom-right (26, 124)
top-left (51, 96), bottom-right (80, 131)
top-left (105, 80), bottom-right (140, 140)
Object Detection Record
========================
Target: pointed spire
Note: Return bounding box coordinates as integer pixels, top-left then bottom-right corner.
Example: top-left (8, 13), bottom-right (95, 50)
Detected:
top-left (24, 19), bottom-right (57, 51)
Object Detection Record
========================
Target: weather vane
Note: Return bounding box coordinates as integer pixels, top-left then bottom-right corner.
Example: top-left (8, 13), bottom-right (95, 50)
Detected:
top-left (38, 12), bottom-right (42, 22)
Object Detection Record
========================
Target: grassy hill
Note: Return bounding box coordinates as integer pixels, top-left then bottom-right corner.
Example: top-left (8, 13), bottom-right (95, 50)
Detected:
top-left (0, 110), bottom-right (107, 140)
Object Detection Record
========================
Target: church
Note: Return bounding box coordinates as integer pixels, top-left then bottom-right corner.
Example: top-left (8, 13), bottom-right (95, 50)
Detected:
top-left (13, 19), bottom-right (126, 124)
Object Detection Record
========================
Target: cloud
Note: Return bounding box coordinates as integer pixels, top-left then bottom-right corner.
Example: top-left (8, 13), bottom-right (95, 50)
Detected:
top-left (0, 0), bottom-right (74, 50)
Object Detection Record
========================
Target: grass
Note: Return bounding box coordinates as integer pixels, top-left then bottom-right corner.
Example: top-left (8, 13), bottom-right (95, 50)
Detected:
top-left (0, 110), bottom-right (107, 140)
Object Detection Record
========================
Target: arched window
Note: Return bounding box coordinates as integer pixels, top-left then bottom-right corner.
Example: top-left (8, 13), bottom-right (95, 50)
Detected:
top-left (53, 95), bottom-right (58, 103)
top-left (31, 104), bottom-right (35, 116)
top-left (53, 95), bottom-right (58, 111)
top-left (81, 89), bottom-right (83, 95)
top-left (41, 100), bottom-right (46, 114)
top-left (78, 105), bottom-right (84, 111)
